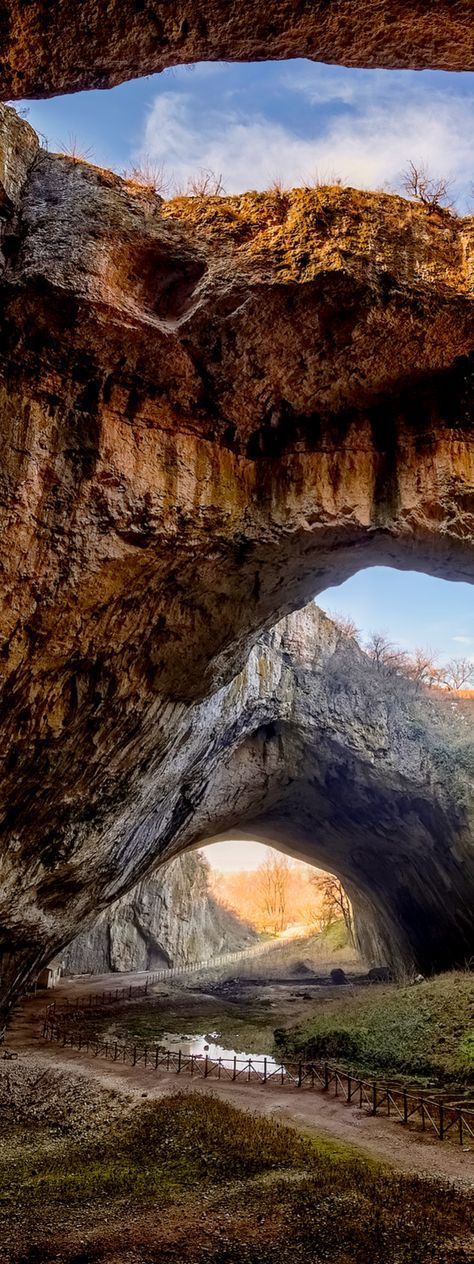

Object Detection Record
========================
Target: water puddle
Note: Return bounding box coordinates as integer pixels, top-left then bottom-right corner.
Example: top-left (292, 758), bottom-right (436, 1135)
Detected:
top-left (158, 1030), bottom-right (282, 1075)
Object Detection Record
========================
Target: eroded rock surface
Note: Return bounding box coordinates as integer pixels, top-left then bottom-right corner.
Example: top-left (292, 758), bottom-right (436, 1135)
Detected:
top-left (0, 107), bottom-right (473, 1015)
top-left (1, 0), bottom-right (473, 99)
top-left (62, 852), bottom-right (255, 974)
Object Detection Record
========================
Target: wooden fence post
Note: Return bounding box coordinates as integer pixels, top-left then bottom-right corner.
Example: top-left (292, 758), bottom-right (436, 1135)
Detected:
top-left (323, 1063), bottom-right (329, 1091)
top-left (204, 1055), bottom-right (209, 1078)
top-left (372, 1083), bottom-right (377, 1115)
top-left (178, 1050), bottom-right (182, 1074)
top-left (263, 1057), bottom-right (267, 1084)
top-left (439, 1103), bottom-right (444, 1141)
top-left (403, 1090), bottom-right (408, 1124)
top-left (133, 1045), bottom-right (137, 1066)
top-left (298, 1062), bottom-right (302, 1088)
top-left (233, 1056), bottom-right (237, 1081)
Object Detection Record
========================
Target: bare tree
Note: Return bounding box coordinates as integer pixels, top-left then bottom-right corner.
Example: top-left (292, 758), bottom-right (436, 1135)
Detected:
top-left (404, 647), bottom-right (443, 689)
top-left (328, 611), bottom-right (360, 643)
top-left (187, 168), bottom-right (225, 196)
top-left (316, 875), bottom-right (354, 944)
top-left (256, 851), bottom-right (291, 933)
top-left (401, 161), bottom-right (455, 213)
top-left (440, 658), bottom-right (474, 690)
top-left (365, 631), bottom-right (410, 675)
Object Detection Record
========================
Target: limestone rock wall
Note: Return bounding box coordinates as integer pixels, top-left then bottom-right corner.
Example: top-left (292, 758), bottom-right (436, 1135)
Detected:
top-left (0, 107), bottom-right (472, 1016)
top-left (1, 1), bottom-right (473, 99)
top-left (61, 852), bottom-right (256, 975)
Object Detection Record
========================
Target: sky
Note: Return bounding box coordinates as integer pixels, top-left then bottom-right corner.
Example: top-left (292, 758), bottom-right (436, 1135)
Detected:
top-left (317, 568), bottom-right (474, 664)
top-left (201, 839), bottom-right (274, 873)
top-left (14, 60), bottom-right (473, 873)
top-left (16, 60), bottom-right (474, 209)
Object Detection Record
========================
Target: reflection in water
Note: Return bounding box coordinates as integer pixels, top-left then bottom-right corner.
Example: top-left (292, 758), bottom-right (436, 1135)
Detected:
top-left (158, 1031), bottom-right (281, 1074)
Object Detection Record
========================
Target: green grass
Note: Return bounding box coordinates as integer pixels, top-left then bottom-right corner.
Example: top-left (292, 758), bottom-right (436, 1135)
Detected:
top-left (67, 970), bottom-right (474, 1091)
top-left (1, 1094), bottom-right (472, 1263)
top-left (0, 1093), bottom-right (310, 1209)
top-left (274, 972), bottom-right (474, 1088)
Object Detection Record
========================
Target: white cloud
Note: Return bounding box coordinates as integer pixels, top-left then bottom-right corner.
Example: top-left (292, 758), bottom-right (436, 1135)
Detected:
top-left (139, 83), bottom-right (474, 205)
top-left (452, 635), bottom-right (474, 644)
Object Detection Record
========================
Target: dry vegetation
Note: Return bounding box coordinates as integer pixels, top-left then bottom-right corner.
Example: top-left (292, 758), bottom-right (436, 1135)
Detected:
top-left (329, 616), bottom-right (474, 693)
top-left (0, 1066), bottom-right (471, 1263)
top-left (211, 851), bottom-right (350, 936)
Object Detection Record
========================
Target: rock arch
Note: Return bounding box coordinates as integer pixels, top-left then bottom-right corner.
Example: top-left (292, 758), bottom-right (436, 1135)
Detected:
top-left (1, 0), bottom-right (474, 99)
top-left (0, 108), bottom-right (473, 1017)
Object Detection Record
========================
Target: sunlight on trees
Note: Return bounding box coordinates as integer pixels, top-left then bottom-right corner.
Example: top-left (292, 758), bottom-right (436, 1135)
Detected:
top-left (211, 848), bottom-right (350, 936)
top-left (327, 614), bottom-right (474, 692)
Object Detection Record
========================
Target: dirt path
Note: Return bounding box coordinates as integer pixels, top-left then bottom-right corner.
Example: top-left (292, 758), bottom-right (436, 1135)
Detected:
top-left (6, 983), bottom-right (474, 1190)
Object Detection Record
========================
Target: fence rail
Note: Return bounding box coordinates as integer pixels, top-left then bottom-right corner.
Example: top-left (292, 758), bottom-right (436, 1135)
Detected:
top-left (41, 1015), bottom-right (474, 1148)
top-left (52, 938), bottom-right (308, 1015)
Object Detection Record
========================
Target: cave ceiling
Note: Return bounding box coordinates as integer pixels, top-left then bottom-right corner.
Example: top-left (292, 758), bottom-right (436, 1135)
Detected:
top-left (0, 0), bottom-right (473, 99)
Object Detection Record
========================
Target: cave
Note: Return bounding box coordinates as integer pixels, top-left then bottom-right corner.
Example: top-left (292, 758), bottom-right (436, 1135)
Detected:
top-left (0, 27), bottom-right (473, 1023)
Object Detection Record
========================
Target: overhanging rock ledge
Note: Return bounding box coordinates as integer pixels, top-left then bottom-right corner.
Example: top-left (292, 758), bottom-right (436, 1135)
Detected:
top-left (0, 106), bottom-right (473, 1016)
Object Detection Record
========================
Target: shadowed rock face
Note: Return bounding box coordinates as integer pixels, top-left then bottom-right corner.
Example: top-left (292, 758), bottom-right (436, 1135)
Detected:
top-left (0, 107), bottom-right (473, 1015)
top-left (1, 0), bottom-right (473, 98)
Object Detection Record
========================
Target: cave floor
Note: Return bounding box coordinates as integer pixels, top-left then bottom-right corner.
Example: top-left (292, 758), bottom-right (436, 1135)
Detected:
top-left (6, 978), bottom-right (474, 1190)
top-left (1, 1054), bottom-right (472, 1264)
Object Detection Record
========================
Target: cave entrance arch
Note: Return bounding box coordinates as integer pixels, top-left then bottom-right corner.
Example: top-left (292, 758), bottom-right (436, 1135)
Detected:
top-left (0, 106), bottom-right (473, 1019)
top-left (193, 812), bottom-right (422, 978)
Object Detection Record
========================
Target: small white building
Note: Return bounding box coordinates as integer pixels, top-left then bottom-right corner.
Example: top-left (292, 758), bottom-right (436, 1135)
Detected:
top-left (37, 964), bottom-right (62, 989)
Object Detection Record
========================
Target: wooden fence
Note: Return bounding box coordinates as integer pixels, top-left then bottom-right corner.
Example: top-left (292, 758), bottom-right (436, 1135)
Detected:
top-left (51, 937), bottom-right (301, 1013)
top-left (41, 1015), bottom-right (474, 1147)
